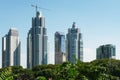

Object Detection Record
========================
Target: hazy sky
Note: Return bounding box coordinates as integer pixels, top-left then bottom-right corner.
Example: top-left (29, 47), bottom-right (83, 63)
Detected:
top-left (0, 0), bottom-right (120, 68)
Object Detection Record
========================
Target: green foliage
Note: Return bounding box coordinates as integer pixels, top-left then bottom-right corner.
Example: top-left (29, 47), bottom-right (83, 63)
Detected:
top-left (33, 64), bottom-right (56, 79)
top-left (0, 67), bottom-right (13, 80)
top-left (0, 66), bottom-right (34, 80)
top-left (14, 69), bottom-right (34, 80)
top-left (35, 76), bottom-right (47, 80)
top-left (91, 59), bottom-right (120, 77)
top-left (56, 62), bottom-right (79, 79)
top-left (1, 59), bottom-right (120, 79)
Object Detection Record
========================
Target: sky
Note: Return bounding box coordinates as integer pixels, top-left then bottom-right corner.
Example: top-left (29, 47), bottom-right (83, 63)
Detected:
top-left (0, 0), bottom-right (120, 68)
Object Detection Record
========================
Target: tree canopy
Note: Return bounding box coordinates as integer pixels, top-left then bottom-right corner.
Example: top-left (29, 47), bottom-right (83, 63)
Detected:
top-left (0, 59), bottom-right (120, 80)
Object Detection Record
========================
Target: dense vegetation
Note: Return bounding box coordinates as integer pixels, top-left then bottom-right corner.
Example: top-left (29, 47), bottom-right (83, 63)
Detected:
top-left (1, 59), bottom-right (120, 80)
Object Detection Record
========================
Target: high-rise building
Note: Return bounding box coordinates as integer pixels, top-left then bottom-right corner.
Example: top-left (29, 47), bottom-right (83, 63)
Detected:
top-left (27, 11), bottom-right (48, 69)
top-left (55, 32), bottom-right (66, 64)
top-left (96, 44), bottom-right (116, 59)
top-left (2, 28), bottom-right (21, 68)
top-left (66, 22), bottom-right (83, 64)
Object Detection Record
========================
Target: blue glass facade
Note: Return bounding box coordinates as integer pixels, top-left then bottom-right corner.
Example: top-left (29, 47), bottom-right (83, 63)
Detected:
top-left (27, 11), bottom-right (48, 69)
top-left (96, 44), bottom-right (116, 59)
top-left (55, 32), bottom-right (65, 53)
top-left (55, 32), bottom-right (66, 64)
top-left (66, 22), bottom-right (83, 64)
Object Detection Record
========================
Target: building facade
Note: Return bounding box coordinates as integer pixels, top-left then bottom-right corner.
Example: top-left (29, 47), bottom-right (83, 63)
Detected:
top-left (55, 32), bottom-right (66, 64)
top-left (66, 22), bottom-right (83, 64)
top-left (27, 11), bottom-right (48, 69)
top-left (96, 44), bottom-right (116, 59)
top-left (2, 28), bottom-right (21, 68)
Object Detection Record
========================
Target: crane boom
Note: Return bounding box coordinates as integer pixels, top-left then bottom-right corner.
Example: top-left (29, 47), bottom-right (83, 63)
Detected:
top-left (31, 4), bottom-right (50, 13)
top-left (31, 4), bottom-right (38, 13)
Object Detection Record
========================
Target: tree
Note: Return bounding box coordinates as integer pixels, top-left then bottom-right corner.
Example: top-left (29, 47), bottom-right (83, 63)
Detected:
top-left (35, 76), bottom-right (47, 80)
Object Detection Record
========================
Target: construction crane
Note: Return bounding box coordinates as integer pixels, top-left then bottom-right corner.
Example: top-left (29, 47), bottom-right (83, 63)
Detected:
top-left (31, 4), bottom-right (50, 13)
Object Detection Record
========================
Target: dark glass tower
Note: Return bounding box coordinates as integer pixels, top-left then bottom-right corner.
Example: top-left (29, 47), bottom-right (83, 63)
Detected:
top-left (66, 22), bottom-right (83, 64)
top-left (55, 32), bottom-right (66, 64)
top-left (97, 44), bottom-right (116, 59)
top-left (27, 11), bottom-right (48, 69)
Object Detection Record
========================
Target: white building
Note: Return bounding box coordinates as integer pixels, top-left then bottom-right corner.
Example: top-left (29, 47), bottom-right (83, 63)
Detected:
top-left (2, 28), bottom-right (21, 68)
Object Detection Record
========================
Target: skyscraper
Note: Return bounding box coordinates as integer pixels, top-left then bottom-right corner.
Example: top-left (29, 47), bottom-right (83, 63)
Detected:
top-left (55, 32), bottom-right (66, 64)
top-left (96, 44), bottom-right (116, 59)
top-left (66, 22), bottom-right (83, 64)
top-left (27, 11), bottom-right (48, 69)
top-left (2, 28), bottom-right (21, 68)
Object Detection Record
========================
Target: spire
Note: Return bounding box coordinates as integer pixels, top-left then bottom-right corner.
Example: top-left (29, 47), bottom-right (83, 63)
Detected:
top-left (72, 22), bottom-right (76, 28)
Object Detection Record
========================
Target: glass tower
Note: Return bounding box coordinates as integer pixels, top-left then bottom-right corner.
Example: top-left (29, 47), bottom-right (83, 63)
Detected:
top-left (55, 32), bottom-right (66, 64)
top-left (66, 22), bottom-right (83, 64)
top-left (2, 28), bottom-right (21, 68)
top-left (97, 44), bottom-right (116, 59)
top-left (27, 11), bottom-right (48, 69)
